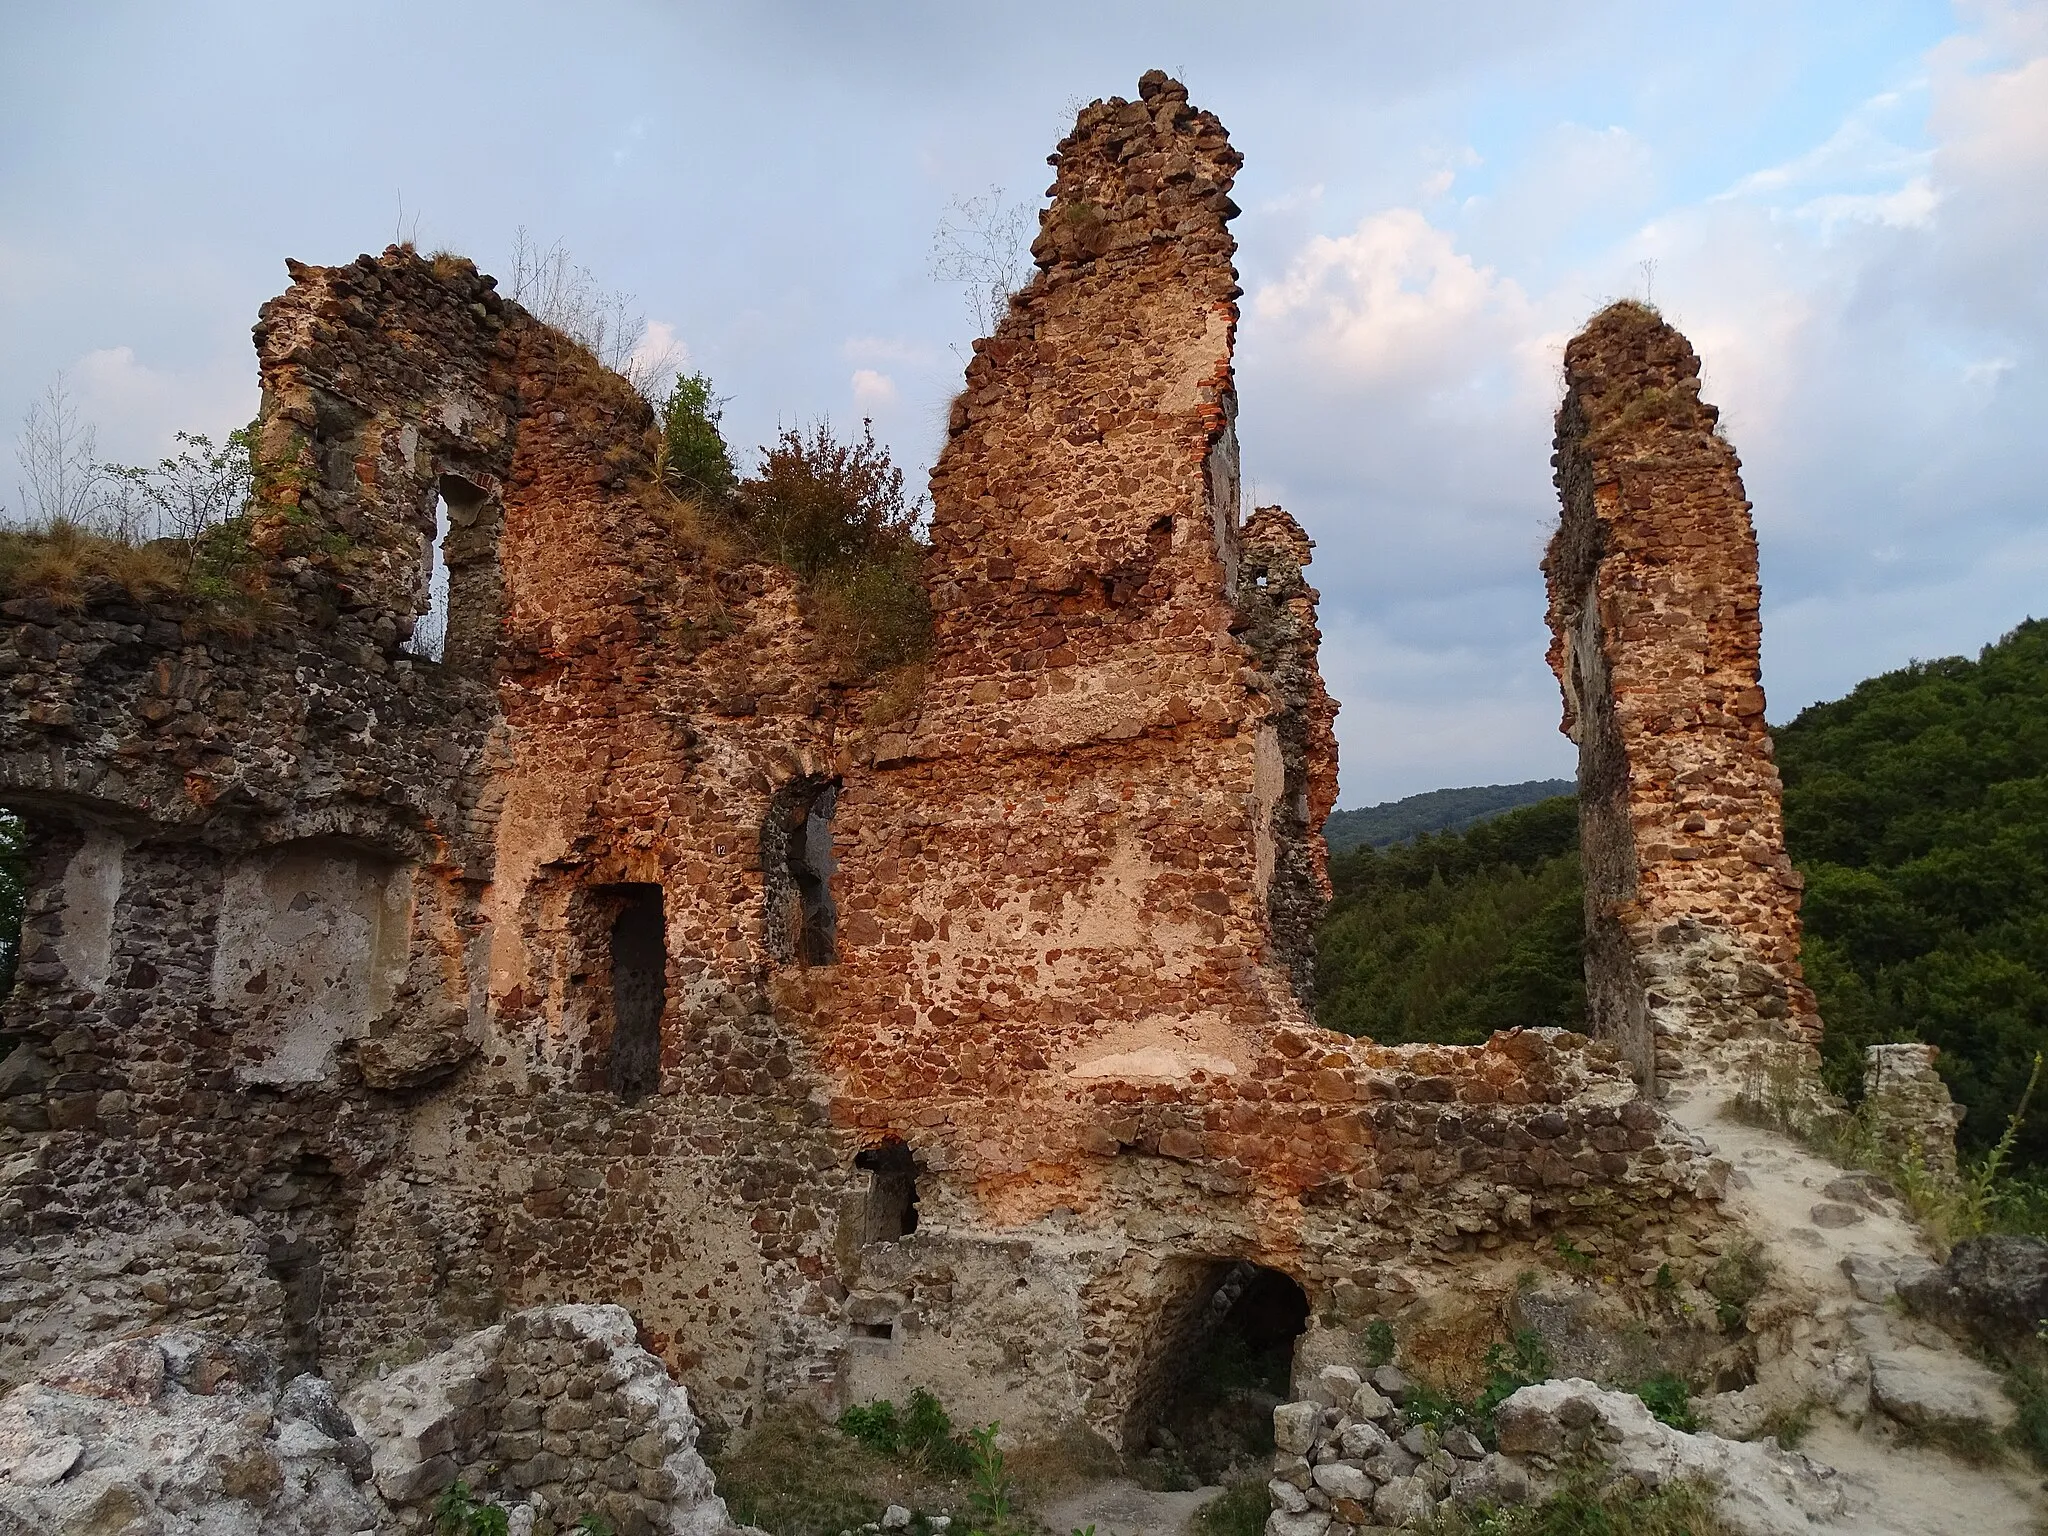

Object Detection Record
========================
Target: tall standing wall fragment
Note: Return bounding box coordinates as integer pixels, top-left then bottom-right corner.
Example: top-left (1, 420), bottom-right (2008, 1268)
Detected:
top-left (1545, 302), bottom-right (1820, 1089)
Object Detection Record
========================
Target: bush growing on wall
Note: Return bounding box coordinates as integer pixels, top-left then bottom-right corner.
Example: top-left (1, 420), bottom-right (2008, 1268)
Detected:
top-left (657, 372), bottom-right (738, 504)
top-left (730, 417), bottom-right (932, 677)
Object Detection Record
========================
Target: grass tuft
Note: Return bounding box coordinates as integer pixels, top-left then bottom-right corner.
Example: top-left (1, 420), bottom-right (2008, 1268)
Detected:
top-left (1426, 1475), bottom-right (1732, 1536)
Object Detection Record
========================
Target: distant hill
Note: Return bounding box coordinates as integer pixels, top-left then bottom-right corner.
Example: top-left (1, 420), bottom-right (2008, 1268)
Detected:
top-left (1318, 795), bottom-right (1584, 1044)
top-left (1324, 779), bottom-right (1575, 853)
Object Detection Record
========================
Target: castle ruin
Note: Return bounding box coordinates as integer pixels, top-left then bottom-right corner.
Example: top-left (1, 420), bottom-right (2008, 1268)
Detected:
top-left (0, 74), bottom-right (1821, 1477)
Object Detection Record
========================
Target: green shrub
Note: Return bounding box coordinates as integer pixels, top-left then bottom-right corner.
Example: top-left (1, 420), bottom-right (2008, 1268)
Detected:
top-left (1361, 1319), bottom-right (1397, 1370)
top-left (735, 418), bottom-right (921, 580)
top-left (1633, 1373), bottom-right (1698, 1431)
top-left (725, 418), bottom-right (933, 680)
top-left (1194, 1479), bottom-right (1269, 1536)
top-left (836, 1388), bottom-right (973, 1475)
top-left (657, 372), bottom-right (738, 504)
top-left (812, 542), bottom-right (931, 677)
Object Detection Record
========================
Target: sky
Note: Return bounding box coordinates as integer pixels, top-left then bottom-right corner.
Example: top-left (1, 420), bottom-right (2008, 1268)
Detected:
top-left (3, 1), bottom-right (2043, 807)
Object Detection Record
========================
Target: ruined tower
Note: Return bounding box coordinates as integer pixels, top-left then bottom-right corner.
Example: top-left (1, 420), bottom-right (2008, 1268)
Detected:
top-left (1545, 303), bottom-right (1821, 1090)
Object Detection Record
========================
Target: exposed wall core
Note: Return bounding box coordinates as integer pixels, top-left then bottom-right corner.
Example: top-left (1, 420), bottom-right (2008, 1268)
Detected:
top-left (1545, 302), bottom-right (1821, 1087)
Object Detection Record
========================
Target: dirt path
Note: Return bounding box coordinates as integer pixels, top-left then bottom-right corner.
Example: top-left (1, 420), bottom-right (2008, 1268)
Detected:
top-left (1039, 1479), bottom-right (1224, 1536)
top-left (1668, 1076), bottom-right (2047, 1535)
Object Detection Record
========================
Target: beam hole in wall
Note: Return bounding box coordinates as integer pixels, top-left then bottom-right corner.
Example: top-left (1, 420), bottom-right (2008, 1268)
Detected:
top-left (1128, 1260), bottom-right (1308, 1478)
top-left (605, 883), bottom-right (666, 1101)
top-left (763, 776), bottom-right (839, 966)
top-left (854, 1137), bottom-right (919, 1243)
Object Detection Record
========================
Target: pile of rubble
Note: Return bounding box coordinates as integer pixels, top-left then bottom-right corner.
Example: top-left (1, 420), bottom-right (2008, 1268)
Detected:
top-left (0, 1305), bottom-right (743, 1536)
top-left (1267, 1365), bottom-right (1848, 1536)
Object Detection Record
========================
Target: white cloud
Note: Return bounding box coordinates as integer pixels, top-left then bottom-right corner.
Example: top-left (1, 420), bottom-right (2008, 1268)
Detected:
top-left (627, 321), bottom-right (686, 393)
top-left (60, 346), bottom-right (254, 467)
top-left (850, 368), bottom-right (899, 409)
top-left (842, 335), bottom-right (942, 367)
top-left (1253, 209), bottom-right (1534, 386)
top-left (1240, 4), bottom-right (2048, 805)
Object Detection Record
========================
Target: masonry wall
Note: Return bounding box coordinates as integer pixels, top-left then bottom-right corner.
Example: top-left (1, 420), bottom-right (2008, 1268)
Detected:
top-left (0, 80), bottom-right (1731, 1457)
top-left (1544, 303), bottom-right (1821, 1090)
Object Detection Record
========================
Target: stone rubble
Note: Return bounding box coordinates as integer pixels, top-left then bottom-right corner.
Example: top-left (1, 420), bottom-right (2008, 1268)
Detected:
top-left (1265, 1370), bottom-right (1848, 1536)
top-left (0, 1306), bottom-right (743, 1536)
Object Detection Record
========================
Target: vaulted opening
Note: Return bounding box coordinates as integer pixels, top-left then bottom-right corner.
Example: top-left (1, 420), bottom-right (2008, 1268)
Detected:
top-left (854, 1136), bottom-right (919, 1243)
top-left (763, 776), bottom-right (839, 966)
top-left (1128, 1260), bottom-right (1309, 1483)
top-left (605, 883), bottom-right (665, 1100)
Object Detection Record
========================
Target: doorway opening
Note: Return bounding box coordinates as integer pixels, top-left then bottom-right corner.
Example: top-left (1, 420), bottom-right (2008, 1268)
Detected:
top-left (1128, 1260), bottom-right (1309, 1480)
top-left (605, 883), bottom-right (665, 1100)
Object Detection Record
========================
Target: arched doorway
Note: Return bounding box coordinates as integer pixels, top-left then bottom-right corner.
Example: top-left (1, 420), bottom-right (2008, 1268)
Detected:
top-left (1126, 1260), bottom-right (1309, 1486)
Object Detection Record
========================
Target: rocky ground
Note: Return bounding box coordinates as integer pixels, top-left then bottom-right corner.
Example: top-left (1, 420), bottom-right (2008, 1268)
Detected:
top-left (1669, 1071), bottom-right (2046, 1535)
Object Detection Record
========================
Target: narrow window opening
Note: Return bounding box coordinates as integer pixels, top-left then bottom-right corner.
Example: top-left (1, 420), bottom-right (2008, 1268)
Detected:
top-left (855, 1321), bottom-right (895, 1341)
top-left (402, 493), bottom-right (451, 662)
top-left (0, 810), bottom-right (26, 1002)
top-left (855, 1137), bottom-right (919, 1243)
top-left (765, 777), bottom-right (839, 966)
top-left (605, 883), bottom-right (665, 1100)
top-left (792, 784), bottom-right (837, 964)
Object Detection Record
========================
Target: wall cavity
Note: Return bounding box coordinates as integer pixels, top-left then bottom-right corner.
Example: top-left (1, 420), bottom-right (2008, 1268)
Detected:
top-left (211, 844), bottom-right (411, 1086)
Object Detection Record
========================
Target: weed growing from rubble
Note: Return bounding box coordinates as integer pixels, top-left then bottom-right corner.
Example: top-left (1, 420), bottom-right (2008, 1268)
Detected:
top-left (1731, 1041), bottom-right (2048, 1252)
top-left (836, 1387), bottom-right (976, 1474)
top-left (1361, 1318), bottom-right (1397, 1369)
top-left (1632, 1372), bottom-right (1699, 1431)
top-left (434, 1482), bottom-right (510, 1536)
top-left (1193, 1479), bottom-right (1267, 1536)
top-left (1477, 1331), bottom-right (1554, 1420)
top-left (1424, 1473), bottom-right (1732, 1536)
top-left (1754, 1397), bottom-right (1817, 1450)
top-left (1702, 1241), bottom-right (1771, 1335)
top-left (963, 1421), bottom-right (1015, 1534)
top-left (1553, 1235), bottom-right (1596, 1278)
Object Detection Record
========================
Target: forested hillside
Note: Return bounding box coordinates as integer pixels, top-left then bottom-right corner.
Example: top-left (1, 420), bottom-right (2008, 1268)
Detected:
top-left (1316, 618), bottom-right (2048, 1163)
top-left (1780, 618), bottom-right (2048, 1159)
top-left (1317, 795), bottom-right (1584, 1044)
top-left (1324, 778), bottom-right (1573, 853)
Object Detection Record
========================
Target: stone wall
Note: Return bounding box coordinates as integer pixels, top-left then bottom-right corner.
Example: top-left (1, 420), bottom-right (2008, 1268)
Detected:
top-left (0, 77), bottom-right (1730, 1456)
top-left (1544, 303), bottom-right (1820, 1089)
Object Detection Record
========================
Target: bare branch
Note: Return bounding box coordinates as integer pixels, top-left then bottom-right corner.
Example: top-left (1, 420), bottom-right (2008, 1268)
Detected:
top-left (929, 187), bottom-right (1036, 341)
top-left (14, 375), bottom-right (104, 527)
